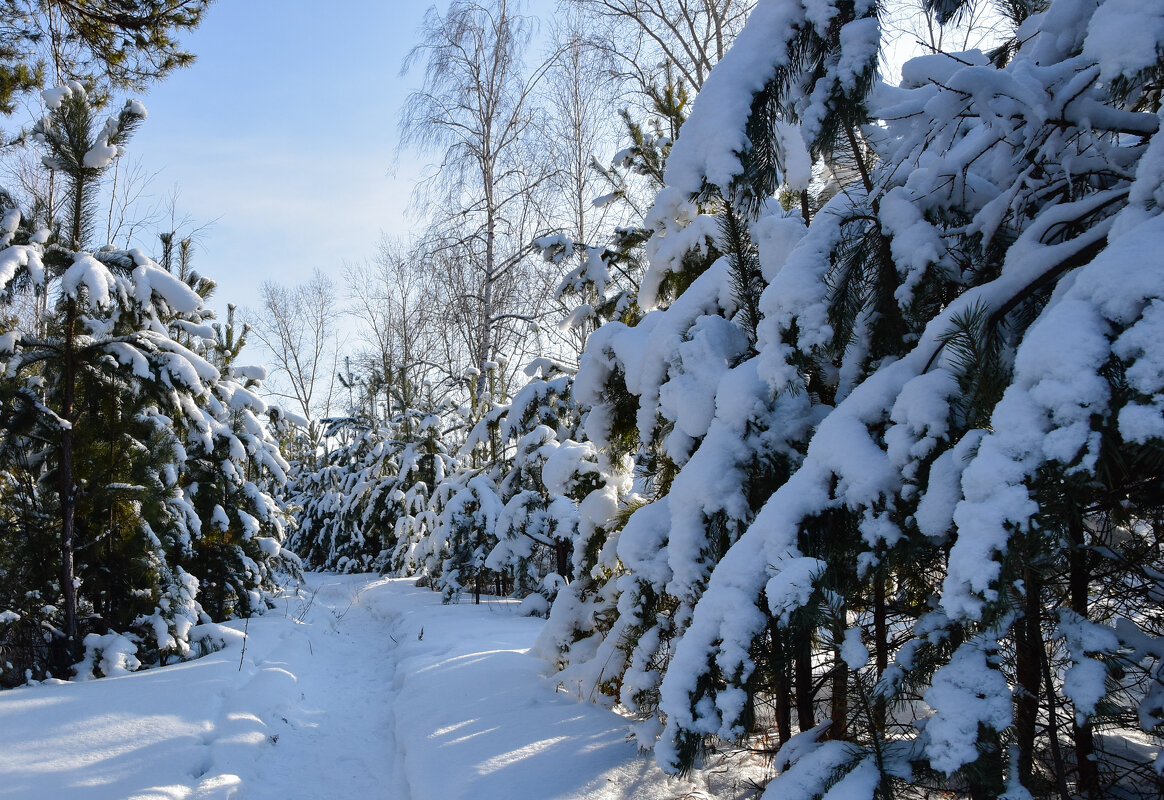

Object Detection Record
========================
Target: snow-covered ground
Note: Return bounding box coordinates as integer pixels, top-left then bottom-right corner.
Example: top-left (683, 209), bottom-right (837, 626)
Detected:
top-left (0, 575), bottom-right (718, 799)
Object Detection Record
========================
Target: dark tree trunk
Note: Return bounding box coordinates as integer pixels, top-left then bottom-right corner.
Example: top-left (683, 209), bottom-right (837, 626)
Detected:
top-left (1069, 513), bottom-right (1099, 798)
top-left (828, 618), bottom-right (848, 741)
top-left (769, 620), bottom-right (792, 744)
top-left (873, 568), bottom-right (888, 732)
top-left (555, 539), bottom-right (572, 581)
top-left (793, 623), bottom-right (815, 732)
top-left (57, 297), bottom-right (79, 671)
top-left (968, 726), bottom-right (1006, 800)
top-left (1015, 569), bottom-right (1042, 787)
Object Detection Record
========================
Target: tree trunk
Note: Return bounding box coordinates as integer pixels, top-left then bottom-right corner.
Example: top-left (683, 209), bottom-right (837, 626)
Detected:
top-left (793, 620), bottom-right (815, 733)
top-left (1069, 513), bottom-right (1099, 798)
top-left (60, 172), bottom-right (86, 664)
top-left (57, 297), bottom-right (79, 670)
top-left (873, 567), bottom-right (887, 732)
top-left (1014, 568), bottom-right (1042, 788)
top-left (476, 160), bottom-right (497, 399)
top-left (828, 618), bottom-right (848, 741)
top-left (968, 726), bottom-right (1006, 800)
top-left (769, 620), bottom-right (792, 744)
top-left (555, 539), bottom-right (573, 581)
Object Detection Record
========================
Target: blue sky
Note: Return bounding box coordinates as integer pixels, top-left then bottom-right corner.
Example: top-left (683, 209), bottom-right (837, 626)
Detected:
top-left (128, 1), bottom-right (433, 316)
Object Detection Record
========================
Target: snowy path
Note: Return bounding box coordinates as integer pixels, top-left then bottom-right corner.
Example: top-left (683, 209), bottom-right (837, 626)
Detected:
top-left (221, 576), bottom-right (404, 799)
top-left (0, 575), bottom-right (693, 799)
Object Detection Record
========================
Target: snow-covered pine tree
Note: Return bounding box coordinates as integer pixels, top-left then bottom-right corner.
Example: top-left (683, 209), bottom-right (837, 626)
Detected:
top-left (0, 82), bottom-right (226, 672)
top-left (182, 301), bottom-right (301, 619)
top-left (0, 84), bottom-right (299, 681)
top-left (533, 45), bottom-right (826, 744)
top-left (485, 361), bottom-right (616, 615)
top-left (289, 410), bottom-right (392, 573)
top-left (386, 401), bottom-right (455, 576)
top-left (604, 0), bottom-right (1164, 797)
top-left (428, 364), bottom-right (510, 604)
top-left (289, 359), bottom-right (453, 575)
top-left (0, 193), bottom-right (58, 684)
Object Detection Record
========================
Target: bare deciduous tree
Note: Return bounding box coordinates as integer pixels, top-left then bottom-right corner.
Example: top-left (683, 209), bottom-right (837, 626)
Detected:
top-left (567, 0), bottom-right (754, 98)
top-left (541, 15), bottom-right (620, 250)
top-left (103, 153), bottom-right (160, 248)
top-left (345, 237), bottom-right (457, 425)
top-left (401, 0), bottom-right (555, 400)
top-left (248, 268), bottom-right (340, 426)
top-left (880, 0), bottom-right (1008, 82)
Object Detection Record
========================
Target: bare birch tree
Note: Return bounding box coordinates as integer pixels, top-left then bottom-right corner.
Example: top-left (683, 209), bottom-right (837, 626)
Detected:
top-left (401, 0), bottom-right (554, 401)
top-left (103, 154), bottom-right (160, 248)
top-left (248, 268), bottom-right (340, 426)
top-left (880, 0), bottom-right (1008, 82)
top-left (531, 14), bottom-right (624, 360)
top-left (566, 0), bottom-right (754, 97)
top-left (344, 237), bottom-right (460, 426)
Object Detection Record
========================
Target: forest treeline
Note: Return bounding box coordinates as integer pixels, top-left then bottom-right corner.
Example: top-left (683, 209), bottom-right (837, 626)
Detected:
top-left (2, 1), bottom-right (1164, 798)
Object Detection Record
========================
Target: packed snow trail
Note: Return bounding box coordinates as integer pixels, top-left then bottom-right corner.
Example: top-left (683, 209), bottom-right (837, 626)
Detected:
top-left (0, 576), bottom-right (401, 799)
top-left (0, 575), bottom-right (694, 799)
top-left (377, 580), bottom-right (683, 800)
top-left (214, 576), bottom-right (403, 799)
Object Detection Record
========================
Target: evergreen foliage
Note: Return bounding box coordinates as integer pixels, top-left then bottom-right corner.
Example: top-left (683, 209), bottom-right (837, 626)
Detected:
top-left (0, 0), bottom-right (211, 111)
top-left (288, 363), bottom-right (455, 576)
top-left (335, 0), bottom-right (1164, 797)
top-left (17, 1), bottom-right (1155, 797)
top-left (0, 83), bottom-right (295, 685)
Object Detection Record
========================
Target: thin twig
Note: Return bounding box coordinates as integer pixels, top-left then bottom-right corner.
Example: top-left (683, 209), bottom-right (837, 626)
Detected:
top-left (238, 616), bottom-right (249, 672)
